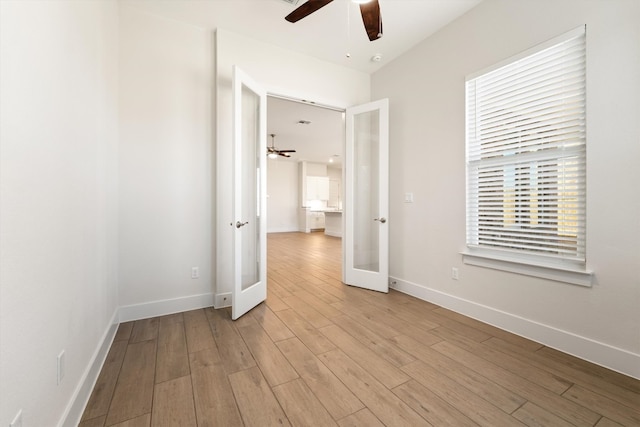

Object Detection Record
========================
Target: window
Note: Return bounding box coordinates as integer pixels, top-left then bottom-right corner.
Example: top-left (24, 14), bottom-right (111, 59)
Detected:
top-left (464, 26), bottom-right (590, 285)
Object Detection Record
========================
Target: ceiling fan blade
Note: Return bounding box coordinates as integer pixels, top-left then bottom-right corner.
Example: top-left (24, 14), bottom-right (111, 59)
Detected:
top-left (277, 149), bottom-right (296, 153)
top-left (360, 0), bottom-right (382, 41)
top-left (279, 152), bottom-right (292, 158)
top-left (285, 0), bottom-right (334, 23)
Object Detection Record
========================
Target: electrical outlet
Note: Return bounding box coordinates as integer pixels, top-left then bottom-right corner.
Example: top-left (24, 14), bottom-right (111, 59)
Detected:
top-left (10, 409), bottom-right (23, 427)
top-left (57, 350), bottom-right (65, 385)
top-left (191, 267), bottom-right (199, 279)
top-left (451, 267), bottom-right (459, 280)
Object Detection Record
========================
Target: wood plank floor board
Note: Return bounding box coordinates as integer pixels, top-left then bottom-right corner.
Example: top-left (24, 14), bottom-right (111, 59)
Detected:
top-left (265, 293), bottom-right (290, 312)
top-left (155, 320), bottom-right (190, 384)
top-left (157, 312), bottom-right (184, 328)
top-left (595, 417), bottom-right (626, 427)
top-left (332, 314), bottom-right (416, 368)
top-left (191, 362), bottom-right (243, 427)
top-left (237, 321), bottom-right (299, 387)
top-left (249, 303), bottom-right (295, 342)
top-left (129, 318), bottom-right (159, 343)
top-left (81, 340), bottom-right (128, 421)
top-left (151, 375), bottom-right (197, 427)
top-left (228, 366), bottom-right (291, 427)
top-left (110, 414), bottom-right (151, 427)
top-left (429, 325), bottom-right (573, 395)
top-left (82, 232), bottom-right (640, 427)
top-left (105, 340), bottom-right (157, 426)
top-left (562, 384), bottom-right (640, 426)
top-left (205, 306), bottom-right (257, 374)
top-left (431, 339), bottom-right (602, 427)
top-left (318, 349), bottom-right (431, 426)
top-left (401, 359), bottom-right (528, 427)
top-left (390, 335), bottom-right (526, 414)
top-left (336, 409), bottom-right (385, 427)
top-left (275, 308), bottom-right (336, 355)
top-left (114, 322), bottom-right (134, 342)
top-left (486, 336), bottom-right (640, 410)
top-left (414, 309), bottom-right (493, 343)
top-left (183, 309), bottom-right (217, 354)
top-left (281, 294), bottom-right (334, 329)
top-left (330, 301), bottom-right (401, 339)
top-left (392, 379), bottom-right (478, 427)
top-left (188, 346), bottom-right (222, 371)
top-left (512, 401), bottom-right (577, 427)
top-left (537, 346), bottom-right (640, 393)
top-left (276, 337), bottom-right (365, 420)
top-left (293, 289), bottom-right (344, 319)
top-left (273, 378), bottom-right (338, 427)
top-left (432, 307), bottom-right (543, 352)
top-left (318, 324), bottom-right (411, 389)
top-left (267, 279), bottom-right (294, 299)
top-left (356, 303), bottom-right (445, 346)
top-left (78, 415), bottom-right (107, 427)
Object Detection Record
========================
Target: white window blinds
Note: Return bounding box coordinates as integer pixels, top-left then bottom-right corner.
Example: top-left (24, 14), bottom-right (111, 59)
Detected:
top-left (466, 27), bottom-right (586, 264)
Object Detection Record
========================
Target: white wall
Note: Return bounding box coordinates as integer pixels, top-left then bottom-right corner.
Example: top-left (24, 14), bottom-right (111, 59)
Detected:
top-left (267, 161), bottom-right (299, 233)
top-left (117, 6), bottom-right (214, 316)
top-left (373, 0), bottom-right (640, 377)
top-left (216, 29), bottom-right (370, 298)
top-left (0, 1), bottom-right (119, 425)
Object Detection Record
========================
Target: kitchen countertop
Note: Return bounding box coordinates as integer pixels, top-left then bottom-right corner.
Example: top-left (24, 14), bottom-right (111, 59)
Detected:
top-left (309, 209), bottom-right (342, 213)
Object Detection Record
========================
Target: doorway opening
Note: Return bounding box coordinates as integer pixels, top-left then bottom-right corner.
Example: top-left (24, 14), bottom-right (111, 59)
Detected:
top-left (265, 95), bottom-right (346, 281)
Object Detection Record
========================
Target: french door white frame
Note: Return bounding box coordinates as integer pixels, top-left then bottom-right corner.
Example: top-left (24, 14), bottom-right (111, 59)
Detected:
top-left (231, 66), bottom-right (267, 320)
top-left (343, 98), bottom-right (390, 293)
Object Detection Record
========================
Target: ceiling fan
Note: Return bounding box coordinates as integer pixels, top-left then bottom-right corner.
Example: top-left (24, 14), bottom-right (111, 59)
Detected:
top-left (285, 0), bottom-right (383, 42)
top-left (268, 134), bottom-right (296, 158)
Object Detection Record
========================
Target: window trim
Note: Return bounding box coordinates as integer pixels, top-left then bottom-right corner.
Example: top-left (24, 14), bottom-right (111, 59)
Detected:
top-left (464, 26), bottom-right (592, 286)
top-left (461, 249), bottom-right (593, 287)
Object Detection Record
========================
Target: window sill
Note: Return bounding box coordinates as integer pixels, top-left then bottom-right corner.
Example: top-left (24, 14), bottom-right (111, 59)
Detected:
top-left (461, 251), bottom-right (593, 287)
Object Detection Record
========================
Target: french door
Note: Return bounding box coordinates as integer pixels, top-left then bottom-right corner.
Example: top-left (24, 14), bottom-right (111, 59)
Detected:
top-left (344, 99), bottom-right (389, 292)
top-left (231, 66), bottom-right (267, 320)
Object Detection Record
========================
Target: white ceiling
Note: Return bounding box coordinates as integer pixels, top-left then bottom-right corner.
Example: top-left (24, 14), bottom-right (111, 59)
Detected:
top-left (123, 0), bottom-right (481, 74)
top-left (267, 97), bottom-right (344, 166)
top-left (123, 0), bottom-right (481, 166)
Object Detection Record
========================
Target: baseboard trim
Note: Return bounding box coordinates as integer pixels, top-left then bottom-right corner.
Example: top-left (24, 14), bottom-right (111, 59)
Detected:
top-left (214, 292), bottom-right (232, 308)
top-left (119, 292), bottom-right (215, 322)
top-left (389, 276), bottom-right (640, 380)
top-left (59, 308), bottom-right (119, 427)
top-left (267, 227), bottom-right (299, 233)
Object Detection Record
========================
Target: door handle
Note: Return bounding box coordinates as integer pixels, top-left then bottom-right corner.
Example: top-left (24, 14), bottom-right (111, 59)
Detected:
top-left (374, 217), bottom-right (387, 224)
top-left (236, 221), bottom-right (249, 229)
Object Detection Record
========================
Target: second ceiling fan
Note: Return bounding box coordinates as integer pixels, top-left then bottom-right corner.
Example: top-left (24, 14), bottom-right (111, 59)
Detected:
top-left (285, 0), bottom-right (383, 42)
top-left (268, 134), bottom-right (296, 158)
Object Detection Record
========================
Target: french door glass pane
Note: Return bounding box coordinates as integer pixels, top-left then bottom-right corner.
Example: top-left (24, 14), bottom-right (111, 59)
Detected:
top-left (353, 110), bottom-right (380, 272)
top-left (241, 83), bottom-right (260, 290)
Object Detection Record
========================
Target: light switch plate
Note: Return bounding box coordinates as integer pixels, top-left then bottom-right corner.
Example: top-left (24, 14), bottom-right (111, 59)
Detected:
top-left (404, 192), bottom-right (414, 203)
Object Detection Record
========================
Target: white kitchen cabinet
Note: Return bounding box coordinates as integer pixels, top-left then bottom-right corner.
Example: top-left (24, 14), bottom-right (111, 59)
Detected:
top-left (310, 211), bottom-right (325, 230)
top-left (306, 176), bottom-right (330, 201)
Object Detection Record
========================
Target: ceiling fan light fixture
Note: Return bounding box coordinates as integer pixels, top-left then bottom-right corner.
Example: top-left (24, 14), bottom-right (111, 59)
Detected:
top-left (268, 152), bottom-right (279, 159)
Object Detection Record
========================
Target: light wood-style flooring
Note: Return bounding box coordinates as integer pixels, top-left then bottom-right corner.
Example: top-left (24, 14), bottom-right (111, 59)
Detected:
top-left (80, 232), bottom-right (640, 426)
